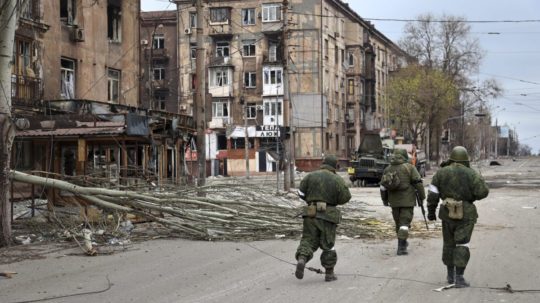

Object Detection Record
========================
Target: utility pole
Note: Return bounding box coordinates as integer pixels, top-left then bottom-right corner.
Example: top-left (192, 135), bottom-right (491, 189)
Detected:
top-left (195, 0), bottom-right (206, 187)
top-left (282, 0), bottom-right (291, 191)
top-left (244, 102), bottom-right (250, 179)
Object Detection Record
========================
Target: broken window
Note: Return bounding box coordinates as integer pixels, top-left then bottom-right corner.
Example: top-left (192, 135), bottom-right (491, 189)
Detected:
top-left (212, 69), bottom-right (228, 87)
top-left (190, 44), bottom-right (197, 59)
top-left (107, 68), bottom-right (120, 103)
top-left (107, 1), bottom-right (122, 42)
top-left (154, 90), bottom-right (167, 110)
top-left (60, 0), bottom-right (75, 25)
top-left (242, 40), bottom-right (256, 57)
top-left (22, 0), bottom-right (39, 20)
top-left (190, 12), bottom-right (197, 28)
top-left (242, 8), bottom-right (256, 25)
top-left (212, 99), bottom-right (229, 118)
top-left (210, 7), bottom-right (230, 24)
top-left (153, 67), bottom-right (165, 80)
top-left (216, 41), bottom-right (230, 58)
top-left (153, 34), bottom-right (165, 49)
top-left (60, 58), bottom-right (75, 99)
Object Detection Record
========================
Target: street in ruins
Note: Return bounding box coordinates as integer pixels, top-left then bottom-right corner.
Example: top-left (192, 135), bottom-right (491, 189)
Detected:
top-left (1, 157), bottom-right (540, 303)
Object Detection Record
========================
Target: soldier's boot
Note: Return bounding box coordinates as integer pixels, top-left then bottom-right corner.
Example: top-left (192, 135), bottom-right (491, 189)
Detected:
top-left (397, 239), bottom-right (408, 255)
top-left (295, 257), bottom-right (306, 280)
top-left (324, 268), bottom-right (337, 282)
top-left (455, 267), bottom-right (470, 288)
top-left (446, 266), bottom-right (455, 284)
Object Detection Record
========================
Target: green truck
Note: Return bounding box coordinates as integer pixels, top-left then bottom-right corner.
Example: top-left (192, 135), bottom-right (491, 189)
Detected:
top-left (347, 132), bottom-right (394, 187)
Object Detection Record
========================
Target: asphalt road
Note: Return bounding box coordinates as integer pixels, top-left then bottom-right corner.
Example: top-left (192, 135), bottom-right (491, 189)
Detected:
top-left (1, 157), bottom-right (540, 303)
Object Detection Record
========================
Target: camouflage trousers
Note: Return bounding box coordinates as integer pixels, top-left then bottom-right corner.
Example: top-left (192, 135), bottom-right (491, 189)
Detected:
top-left (391, 207), bottom-right (414, 239)
top-left (295, 217), bottom-right (337, 269)
top-left (441, 219), bottom-right (475, 268)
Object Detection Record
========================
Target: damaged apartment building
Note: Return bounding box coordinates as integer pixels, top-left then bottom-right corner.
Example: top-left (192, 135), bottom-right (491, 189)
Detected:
top-left (10, 0), bottom-right (195, 206)
top-left (173, 0), bottom-right (408, 174)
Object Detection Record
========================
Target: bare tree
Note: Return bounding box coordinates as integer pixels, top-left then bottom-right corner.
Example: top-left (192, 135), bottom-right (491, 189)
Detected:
top-left (400, 13), bottom-right (483, 86)
top-left (0, 0), bottom-right (18, 247)
top-left (399, 14), bottom-right (503, 159)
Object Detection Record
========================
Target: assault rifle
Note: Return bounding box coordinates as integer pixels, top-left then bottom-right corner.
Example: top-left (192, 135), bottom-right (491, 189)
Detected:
top-left (416, 190), bottom-right (429, 230)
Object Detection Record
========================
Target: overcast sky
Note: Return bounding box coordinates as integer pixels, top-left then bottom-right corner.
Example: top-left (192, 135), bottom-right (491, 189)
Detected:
top-left (141, 0), bottom-right (540, 154)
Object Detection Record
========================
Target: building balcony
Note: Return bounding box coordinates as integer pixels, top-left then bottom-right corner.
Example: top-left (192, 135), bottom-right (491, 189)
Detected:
top-left (209, 85), bottom-right (233, 98)
top-left (145, 48), bottom-right (169, 60)
top-left (209, 56), bottom-right (233, 67)
top-left (261, 22), bottom-right (283, 34)
top-left (11, 74), bottom-right (42, 109)
top-left (208, 117), bottom-right (230, 129)
top-left (208, 23), bottom-right (232, 37)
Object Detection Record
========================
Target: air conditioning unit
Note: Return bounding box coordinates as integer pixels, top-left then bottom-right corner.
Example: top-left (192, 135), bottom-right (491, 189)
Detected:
top-left (179, 104), bottom-right (188, 111)
top-left (256, 105), bottom-right (264, 111)
top-left (185, 28), bottom-right (192, 35)
top-left (141, 39), bottom-right (148, 45)
top-left (71, 27), bottom-right (85, 42)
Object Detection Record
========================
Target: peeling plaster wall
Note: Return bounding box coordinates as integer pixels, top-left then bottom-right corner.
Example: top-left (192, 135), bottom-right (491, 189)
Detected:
top-left (41, 0), bottom-right (139, 106)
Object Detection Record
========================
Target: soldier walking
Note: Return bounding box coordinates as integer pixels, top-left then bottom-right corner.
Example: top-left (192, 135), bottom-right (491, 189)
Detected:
top-left (427, 146), bottom-right (489, 287)
top-left (295, 155), bottom-right (351, 282)
top-left (380, 148), bottom-right (426, 255)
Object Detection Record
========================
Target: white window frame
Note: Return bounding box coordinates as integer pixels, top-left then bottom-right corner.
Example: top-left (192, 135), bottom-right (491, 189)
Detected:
top-left (242, 8), bottom-right (256, 25)
top-left (153, 34), bottom-right (165, 49)
top-left (216, 41), bottom-right (230, 58)
top-left (60, 58), bottom-right (75, 99)
top-left (246, 103), bottom-right (256, 119)
top-left (211, 69), bottom-right (229, 87)
top-left (242, 39), bottom-right (256, 57)
top-left (263, 98), bottom-right (283, 125)
top-left (262, 3), bottom-right (281, 22)
top-left (263, 67), bottom-right (282, 85)
top-left (107, 68), bottom-right (120, 103)
top-left (244, 72), bottom-right (256, 88)
top-left (212, 99), bottom-right (230, 118)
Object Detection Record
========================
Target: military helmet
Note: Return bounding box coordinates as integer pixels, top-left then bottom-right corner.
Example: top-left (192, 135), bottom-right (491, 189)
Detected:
top-left (449, 146), bottom-right (469, 162)
top-left (393, 148), bottom-right (408, 160)
top-left (322, 154), bottom-right (338, 169)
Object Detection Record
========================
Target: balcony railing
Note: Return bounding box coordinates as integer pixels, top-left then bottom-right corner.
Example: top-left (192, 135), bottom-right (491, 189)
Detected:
top-left (11, 74), bottom-right (42, 108)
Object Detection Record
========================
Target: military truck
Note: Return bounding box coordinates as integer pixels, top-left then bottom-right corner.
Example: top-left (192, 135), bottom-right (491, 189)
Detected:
top-left (347, 132), bottom-right (394, 187)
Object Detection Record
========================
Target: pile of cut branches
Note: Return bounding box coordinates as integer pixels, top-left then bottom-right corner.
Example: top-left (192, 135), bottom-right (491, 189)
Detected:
top-left (9, 171), bottom-right (401, 241)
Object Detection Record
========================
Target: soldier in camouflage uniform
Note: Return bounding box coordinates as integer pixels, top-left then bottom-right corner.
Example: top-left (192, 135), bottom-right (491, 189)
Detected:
top-left (427, 146), bottom-right (489, 287)
top-left (380, 148), bottom-right (426, 255)
top-left (295, 155), bottom-right (351, 282)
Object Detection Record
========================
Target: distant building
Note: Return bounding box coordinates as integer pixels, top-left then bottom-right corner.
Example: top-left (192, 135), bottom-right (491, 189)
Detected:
top-left (173, 0), bottom-right (408, 174)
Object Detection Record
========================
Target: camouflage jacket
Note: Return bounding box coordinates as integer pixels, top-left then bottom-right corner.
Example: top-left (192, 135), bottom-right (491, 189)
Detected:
top-left (298, 164), bottom-right (351, 223)
top-left (427, 162), bottom-right (489, 221)
top-left (380, 154), bottom-right (425, 207)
